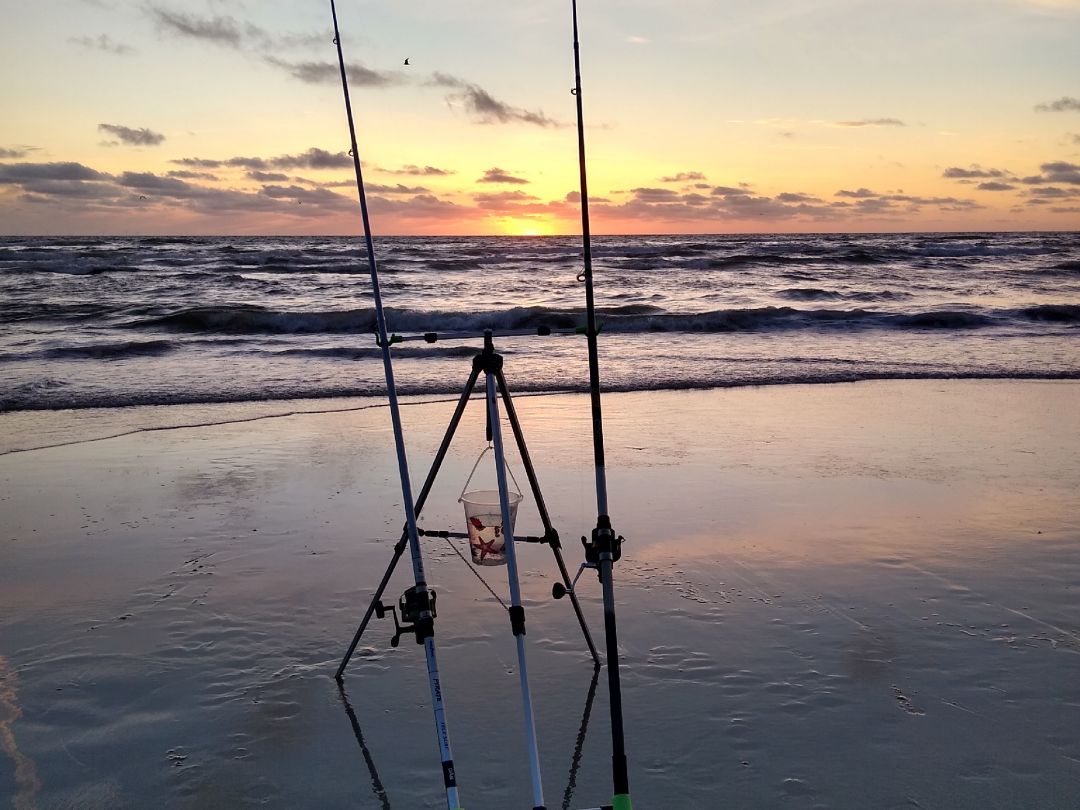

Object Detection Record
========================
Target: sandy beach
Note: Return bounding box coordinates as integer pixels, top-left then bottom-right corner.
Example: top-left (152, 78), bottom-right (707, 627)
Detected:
top-left (2, 379), bottom-right (1080, 809)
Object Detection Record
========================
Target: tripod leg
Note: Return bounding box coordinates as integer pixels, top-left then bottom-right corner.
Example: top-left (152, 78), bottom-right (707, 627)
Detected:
top-left (551, 544), bottom-right (601, 668)
top-left (496, 369), bottom-right (601, 667)
top-left (336, 365), bottom-right (482, 680)
top-left (336, 537), bottom-right (407, 681)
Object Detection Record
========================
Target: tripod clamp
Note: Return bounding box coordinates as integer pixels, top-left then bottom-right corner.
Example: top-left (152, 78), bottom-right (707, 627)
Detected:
top-left (375, 585), bottom-right (437, 647)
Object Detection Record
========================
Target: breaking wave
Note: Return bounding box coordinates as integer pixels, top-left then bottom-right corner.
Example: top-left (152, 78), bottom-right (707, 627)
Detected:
top-left (127, 302), bottom-right (1056, 335)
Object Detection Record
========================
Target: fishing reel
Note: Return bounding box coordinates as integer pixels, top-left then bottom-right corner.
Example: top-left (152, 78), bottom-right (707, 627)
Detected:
top-left (375, 585), bottom-right (437, 647)
top-left (552, 517), bottom-right (625, 600)
top-left (582, 515), bottom-right (623, 567)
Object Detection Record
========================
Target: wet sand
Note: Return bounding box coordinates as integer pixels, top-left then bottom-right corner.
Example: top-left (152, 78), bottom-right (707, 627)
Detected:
top-left (2, 380), bottom-right (1079, 809)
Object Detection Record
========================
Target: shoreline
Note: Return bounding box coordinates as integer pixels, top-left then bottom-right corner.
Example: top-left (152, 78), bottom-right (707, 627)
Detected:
top-left (3, 375), bottom-right (1078, 457)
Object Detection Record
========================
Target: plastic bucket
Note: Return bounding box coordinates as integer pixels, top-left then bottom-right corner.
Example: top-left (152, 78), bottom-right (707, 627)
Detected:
top-left (460, 489), bottom-right (521, 566)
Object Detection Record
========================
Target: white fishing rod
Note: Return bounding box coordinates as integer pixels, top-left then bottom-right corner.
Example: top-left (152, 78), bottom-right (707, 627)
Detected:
top-left (569, 1), bottom-right (633, 808)
top-left (328, 3), bottom-right (461, 808)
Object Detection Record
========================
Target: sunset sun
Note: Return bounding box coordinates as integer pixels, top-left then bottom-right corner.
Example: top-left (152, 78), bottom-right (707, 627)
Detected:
top-left (500, 217), bottom-right (556, 237)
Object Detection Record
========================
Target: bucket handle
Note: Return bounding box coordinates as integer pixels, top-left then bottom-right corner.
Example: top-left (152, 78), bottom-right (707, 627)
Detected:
top-left (458, 443), bottom-right (523, 503)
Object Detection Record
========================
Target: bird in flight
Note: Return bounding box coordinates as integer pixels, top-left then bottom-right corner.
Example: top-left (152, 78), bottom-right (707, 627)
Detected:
top-left (404, 57), bottom-right (410, 66)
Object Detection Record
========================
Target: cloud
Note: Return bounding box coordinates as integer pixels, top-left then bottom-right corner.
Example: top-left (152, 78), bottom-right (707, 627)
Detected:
top-left (264, 56), bottom-right (405, 87)
top-left (1040, 160), bottom-right (1080, 184)
top-left (272, 148), bottom-right (351, 170)
top-left (247, 170), bottom-right (289, 182)
top-left (943, 165), bottom-right (1011, 179)
top-left (660, 171), bottom-right (707, 183)
top-left (258, 184), bottom-right (353, 208)
top-left (172, 147), bottom-right (351, 172)
top-left (452, 190), bottom-right (575, 218)
top-left (1035, 97), bottom-right (1080, 113)
top-left (117, 171), bottom-right (199, 195)
top-left (0, 158), bottom-right (447, 221)
top-left (629, 187), bottom-right (681, 202)
top-left (1020, 160), bottom-right (1080, 185)
top-left (69, 34), bottom-right (136, 55)
top-left (473, 190), bottom-right (542, 209)
top-left (594, 186), bottom-right (843, 223)
top-left (857, 192), bottom-right (983, 211)
top-left (98, 123), bottom-right (166, 146)
top-left (113, 170), bottom-right (356, 215)
top-left (776, 192), bottom-right (823, 203)
top-left (1022, 186), bottom-right (1080, 201)
top-left (428, 72), bottom-right (560, 127)
top-left (976, 181), bottom-right (1017, 191)
top-left (365, 193), bottom-right (466, 220)
top-left (149, 6), bottom-right (336, 58)
top-left (0, 147), bottom-right (30, 159)
top-left (833, 118), bottom-right (906, 127)
top-left (367, 183), bottom-right (431, 195)
top-left (627, 35), bottom-right (649, 44)
top-left (0, 162), bottom-right (111, 183)
top-left (170, 157), bottom-right (224, 169)
top-left (708, 187), bottom-right (752, 198)
top-left (16, 180), bottom-right (125, 200)
top-left (380, 164), bottom-right (455, 176)
top-left (835, 187), bottom-right (879, 198)
top-left (273, 31), bottom-right (336, 51)
top-left (148, 7), bottom-right (249, 46)
top-left (478, 167), bottom-right (529, 185)
top-left (168, 170), bottom-right (218, 180)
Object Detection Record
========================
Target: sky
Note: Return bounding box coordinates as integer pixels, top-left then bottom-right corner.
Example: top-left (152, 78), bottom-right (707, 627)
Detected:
top-left (1, 0), bottom-right (1078, 236)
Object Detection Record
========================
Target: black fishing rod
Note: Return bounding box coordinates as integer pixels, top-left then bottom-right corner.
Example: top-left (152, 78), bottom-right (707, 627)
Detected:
top-left (569, 1), bottom-right (632, 808)
top-left (329, 3), bottom-right (462, 809)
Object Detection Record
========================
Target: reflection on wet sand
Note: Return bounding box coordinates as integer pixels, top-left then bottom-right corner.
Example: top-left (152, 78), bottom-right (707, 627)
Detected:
top-left (560, 667), bottom-right (600, 810)
top-left (336, 681), bottom-right (390, 810)
top-left (0, 655), bottom-right (41, 810)
top-left (337, 667), bottom-right (603, 810)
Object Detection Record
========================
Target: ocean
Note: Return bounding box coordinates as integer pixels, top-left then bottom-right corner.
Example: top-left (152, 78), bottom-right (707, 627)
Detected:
top-left (1, 232), bottom-right (1078, 412)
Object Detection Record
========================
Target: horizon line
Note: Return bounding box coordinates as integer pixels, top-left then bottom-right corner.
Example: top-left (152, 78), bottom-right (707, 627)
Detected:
top-left (2, 228), bottom-right (1078, 239)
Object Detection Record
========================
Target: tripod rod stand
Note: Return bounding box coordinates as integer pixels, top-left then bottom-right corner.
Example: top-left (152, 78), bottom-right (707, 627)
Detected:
top-left (335, 333), bottom-right (599, 679)
top-left (336, 333), bottom-right (599, 677)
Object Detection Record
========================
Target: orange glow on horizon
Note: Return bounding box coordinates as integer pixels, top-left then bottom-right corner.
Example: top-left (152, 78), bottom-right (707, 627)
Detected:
top-left (497, 216), bottom-right (559, 237)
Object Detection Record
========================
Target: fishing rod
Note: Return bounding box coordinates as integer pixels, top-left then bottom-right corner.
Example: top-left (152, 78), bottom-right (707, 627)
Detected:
top-left (569, 1), bottom-right (633, 808)
top-left (328, 3), bottom-right (462, 809)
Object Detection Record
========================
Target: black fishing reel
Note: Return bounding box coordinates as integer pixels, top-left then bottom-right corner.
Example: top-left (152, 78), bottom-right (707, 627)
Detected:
top-left (375, 585), bottom-right (437, 647)
top-left (552, 517), bottom-right (625, 600)
top-left (583, 515), bottom-right (623, 566)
